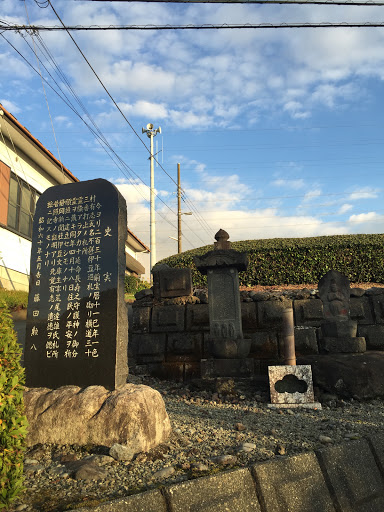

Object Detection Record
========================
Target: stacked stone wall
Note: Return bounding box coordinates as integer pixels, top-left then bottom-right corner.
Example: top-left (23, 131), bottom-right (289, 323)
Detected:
top-left (129, 287), bottom-right (384, 381)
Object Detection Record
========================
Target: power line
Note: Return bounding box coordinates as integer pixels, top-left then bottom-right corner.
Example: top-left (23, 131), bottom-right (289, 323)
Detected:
top-left (76, 0), bottom-right (384, 5)
top-left (3, 21), bottom-right (384, 30)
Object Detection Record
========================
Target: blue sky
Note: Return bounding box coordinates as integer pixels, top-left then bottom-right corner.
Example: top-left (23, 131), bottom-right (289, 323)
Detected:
top-left (1, 0), bottom-right (384, 273)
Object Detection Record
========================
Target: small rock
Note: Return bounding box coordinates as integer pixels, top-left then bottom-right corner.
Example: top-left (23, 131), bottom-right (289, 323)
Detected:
top-left (75, 463), bottom-right (108, 481)
top-left (134, 453), bottom-right (148, 463)
top-left (151, 466), bottom-right (175, 480)
top-left (345, 433), bottom-right (361, 440)
top-left (109, 443), bottom-right (136, 462)
top-left (15, 505), bottom-right (28, 511)
top-left (24, 464), bottom-right (44, 474)
top-left (212, 455), bottom-right (237, 466)
top-left (319, 435), bottom-right (333, 444)
top-left (285, 409), bottom-right (294, 415)
top-left (59, 453), bottom-right (78, 463)
top-left (24, 458), bottom-right (39, 465)
top-left (275, 444), bottom-right (286, 455)
top-left (88, 455), bottom-right (115, 465)
top-left (237, 442), bottom-right (256, 453)
top-left (191, 463), bottom-right (209, 472)
top-left (234, 422), bottom-right (246, 431)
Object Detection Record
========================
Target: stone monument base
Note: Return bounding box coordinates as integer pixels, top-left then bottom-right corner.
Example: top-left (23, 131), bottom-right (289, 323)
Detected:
top-left (319, 337), bottom-right (366, 353)
top-left (268, 365), bottom-right (321, 410)
top-left (201, 358), bottom-right (254, 379)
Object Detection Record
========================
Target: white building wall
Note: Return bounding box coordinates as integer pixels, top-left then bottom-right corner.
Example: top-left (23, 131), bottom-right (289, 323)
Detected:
top-left (0, 138), bottom-right (58, 290)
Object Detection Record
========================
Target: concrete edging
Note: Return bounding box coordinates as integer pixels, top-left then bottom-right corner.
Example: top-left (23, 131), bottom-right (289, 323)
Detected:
top-left (70, 434), bottom-right (384, 511)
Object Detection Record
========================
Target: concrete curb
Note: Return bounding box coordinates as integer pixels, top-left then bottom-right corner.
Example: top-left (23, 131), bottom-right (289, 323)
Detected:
top-left (70, 434), bottom-right (384, 511)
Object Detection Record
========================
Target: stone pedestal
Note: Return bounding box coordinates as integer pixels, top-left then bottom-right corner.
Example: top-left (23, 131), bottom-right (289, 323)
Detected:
top-left (268, 365), bottom-right (321, 410)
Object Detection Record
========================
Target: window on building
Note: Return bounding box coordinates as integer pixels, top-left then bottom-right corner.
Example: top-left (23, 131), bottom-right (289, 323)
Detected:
top-left (7, 172), bottom-right (40, 238)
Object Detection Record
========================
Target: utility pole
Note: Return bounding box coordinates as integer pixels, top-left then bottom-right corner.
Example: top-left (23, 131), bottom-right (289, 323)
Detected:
top-left (177, 163), bottom-right (182, 254)
top-left (176, 163), bottom-right (192, 254)
top-left (142, 123), bottom-right (161, 276)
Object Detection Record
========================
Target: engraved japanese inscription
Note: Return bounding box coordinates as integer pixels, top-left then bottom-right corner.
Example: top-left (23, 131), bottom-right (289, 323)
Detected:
top-left (25, 178), bottom-right (128, 389)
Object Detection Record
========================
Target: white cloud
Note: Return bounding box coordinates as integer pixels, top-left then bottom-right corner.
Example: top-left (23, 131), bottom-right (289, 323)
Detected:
top-left (348, 212), bottom-right (378, 224)
top-left (272, 178), bottom-right (305, 190)
top-left (348, 187), bottom-right (380, 200)
top-left (0, 99), bottom-right (21, 114)
top-left (338, 203), bottom-right (353, 214)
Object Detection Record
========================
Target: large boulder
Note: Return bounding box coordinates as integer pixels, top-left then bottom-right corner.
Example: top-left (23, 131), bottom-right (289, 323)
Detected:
top-left (24, 384), bottom-right (171, 449)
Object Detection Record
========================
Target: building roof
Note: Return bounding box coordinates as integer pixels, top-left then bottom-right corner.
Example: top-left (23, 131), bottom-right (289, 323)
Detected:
top-left (0, 104), bottom-right (78, 184)
top-left (127, 227), bottom-right (150, 253)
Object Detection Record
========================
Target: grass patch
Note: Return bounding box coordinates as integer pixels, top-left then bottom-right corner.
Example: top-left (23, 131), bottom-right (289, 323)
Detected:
top-left (0, 289), bottom-right (28, 310)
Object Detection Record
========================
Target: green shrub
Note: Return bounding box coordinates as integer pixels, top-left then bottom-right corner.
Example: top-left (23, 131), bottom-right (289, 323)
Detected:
top-left (158, 234), bottom-right (384, 286)
top-left (124, 275), bottom-right (151, 295)
top-left (0, 303), bottom-right (28, 509)
top-left (0, 290), bottom-right (28, 312)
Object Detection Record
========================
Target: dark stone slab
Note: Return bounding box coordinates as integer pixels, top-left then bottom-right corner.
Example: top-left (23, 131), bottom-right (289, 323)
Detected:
top-left (358, 325), bottom-right (384, 350)
top-left (68, 489), bottom-right (167, 512)
top-left (207, 267), bottom-right (243, 339)
top-left (241, 302), bottom-right (258, 330)
top-left (350, 296), bottom-right (374, 325)
top-left (201, 358), bottom-right (254, 378)
top-left (132, 306), bottom-right (151, 333)
top-left (298, 352), bottom-right (384, 399)
top-left (25, 179), bottom-right (127, 390)
top-left (253, 452), bottom-right (334, 512)
top-left (165, 468), bottom-right (261, 512)
top-left (250, 332), bottom-right (279, 359)
top-left (293, 299), bottom-right (324, 327)
top-left (293, 326), bottom-right (319, 355)
top-left (316, 440), bottom-right (384, 511)
top-left (186, 304), bottom-right (210, 331)
top-left (131, 333), bottom-right (166, 363)
top-left (152, 266), bottom-right (192, 299)
top-left (167, 332), bottom-right (203, 357)
top-left (319, 336), bottom-right (366, 353)
top-left (151, 305), bottom-right (185, 332)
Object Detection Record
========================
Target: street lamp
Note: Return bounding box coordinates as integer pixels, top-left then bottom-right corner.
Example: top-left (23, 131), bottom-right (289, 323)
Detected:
top-left (141, 123), bottom-right (161, 276)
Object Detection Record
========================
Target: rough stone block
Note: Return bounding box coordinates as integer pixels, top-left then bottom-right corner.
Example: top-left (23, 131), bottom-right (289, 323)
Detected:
top-left (153, 267), bottom-right (192, 299)
top-left (253, 452), bottom-right (334, 512)
top-left (250, 332), bottom-right (279, 359)
top-left (350, 297), bottom-right (374, 325)
top-left (372, 294), bottom-right (384, 324)
top-left (167, 332), bottom-right (203, 357)
top-left (321, 319), bottom-right (357, 338)
top-left (165, 468), bottom-right (261, 512)
top-left (294, 299), bottom-right (323, 327)
top-left (293, 326), bottom-right (319, 355)
top-left (151, 306), bottom-right (185, 332)
top-left (69, 489), bottom-right (167, 512)
top-left (257, 301), bottom-right (290, 329)
top-left (319, 336), bottom-right (366, 354)
top-left (241, 302), bottom-right (258, 330)
top-left (357, 325), bottom-right (384, 350)
top-left (133, 333), bottom-right (166, 363)
top-left (132, 306), bottom-right (151, 334)
top-left (201, 358), bottom-right (254, 379)
top-left (186, 304), bottom-right (210, 331)
top-left (316, 440), bottom-right (384, 511)
top-left (368, 434), bottom-right (384, 473)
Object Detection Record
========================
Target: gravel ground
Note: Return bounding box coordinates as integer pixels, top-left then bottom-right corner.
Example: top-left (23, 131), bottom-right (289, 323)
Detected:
top-left (9, 375), bottom-right (384, 512)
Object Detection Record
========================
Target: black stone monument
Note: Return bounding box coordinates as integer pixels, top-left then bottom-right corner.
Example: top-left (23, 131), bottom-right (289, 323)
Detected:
top-left (25, 178), bottom-right (128, 389)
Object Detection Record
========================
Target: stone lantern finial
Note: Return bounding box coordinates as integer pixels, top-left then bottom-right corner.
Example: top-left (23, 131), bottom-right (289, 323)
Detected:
top-left (214, 229), bottom-right (231, 250)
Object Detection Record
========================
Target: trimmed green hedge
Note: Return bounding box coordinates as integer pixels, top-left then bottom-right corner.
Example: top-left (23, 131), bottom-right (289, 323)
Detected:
top-left (0, 303), bottom-right (28, 509)
top-left (158, 234), bottom-right (384, 287)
